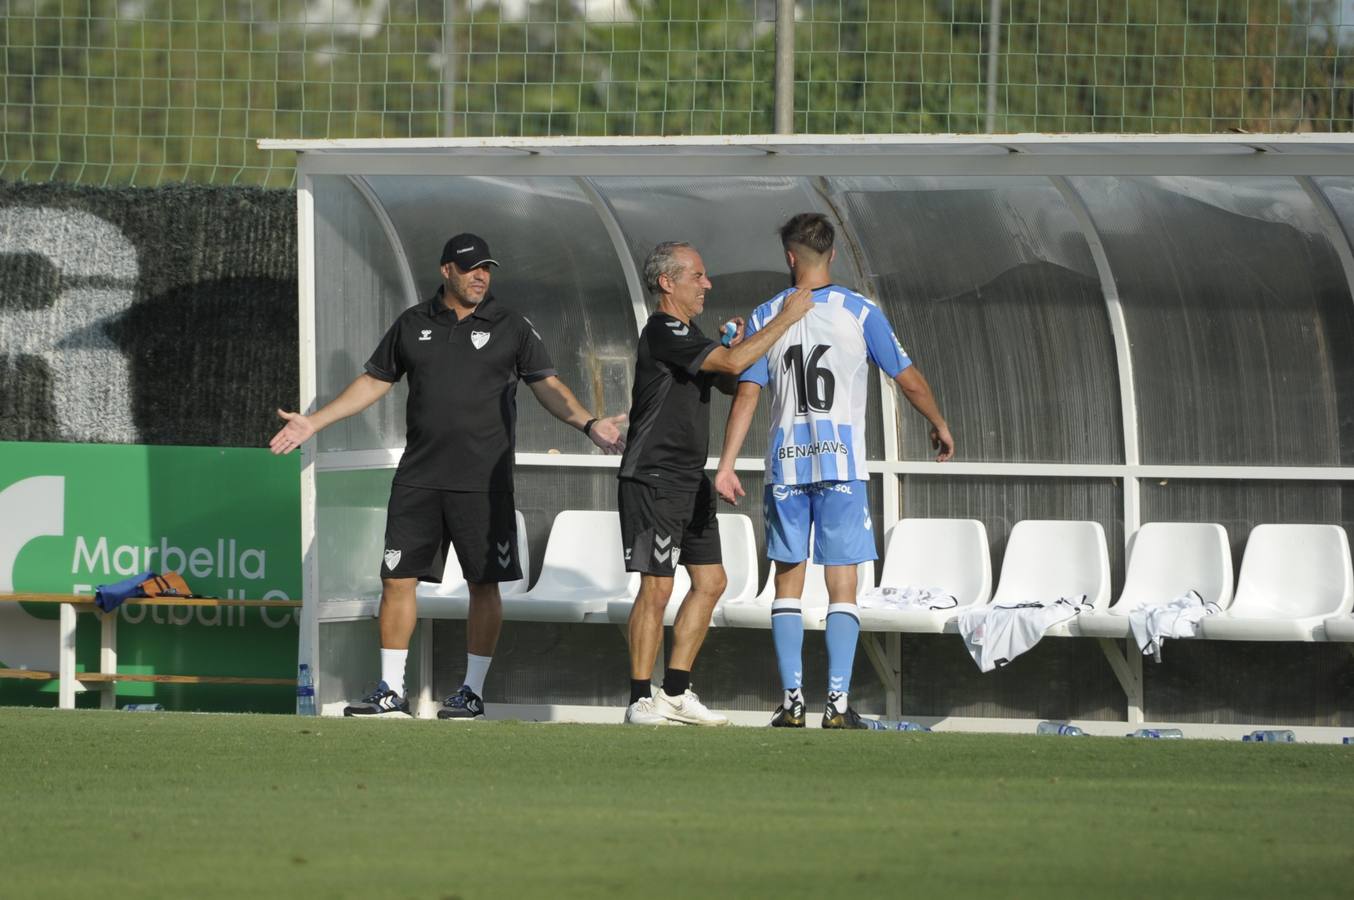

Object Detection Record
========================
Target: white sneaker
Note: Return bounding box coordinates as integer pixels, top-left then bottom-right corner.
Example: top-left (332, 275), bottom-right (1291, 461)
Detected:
top-left (624, 696), bottom-right (669, 725)
top-left (652, 689), bottom-right (728, 726)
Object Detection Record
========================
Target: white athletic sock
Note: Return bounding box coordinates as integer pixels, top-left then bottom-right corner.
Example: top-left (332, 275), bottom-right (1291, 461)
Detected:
top-left (464, 653), bottom-right (492, 697)
top-left (827, 690), bottom-right (849, 715)
top-left (380, 648), bottom-right (408, 698)
top-left (784, 687), bottom-right (804, 709)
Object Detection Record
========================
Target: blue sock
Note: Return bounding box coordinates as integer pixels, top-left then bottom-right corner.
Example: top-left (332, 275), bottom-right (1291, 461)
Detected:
top-left (770, 598), bottom-right (803, 691)
top-left (825, 603), bottom-right (861, 696)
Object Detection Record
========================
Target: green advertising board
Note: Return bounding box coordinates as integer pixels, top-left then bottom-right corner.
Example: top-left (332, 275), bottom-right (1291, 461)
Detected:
top-left (0, 441), bottom-right (300, 712)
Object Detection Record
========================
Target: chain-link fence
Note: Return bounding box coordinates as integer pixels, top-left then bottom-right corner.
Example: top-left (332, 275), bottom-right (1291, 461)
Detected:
top-left (4, 1), bottom-right (1353, 186)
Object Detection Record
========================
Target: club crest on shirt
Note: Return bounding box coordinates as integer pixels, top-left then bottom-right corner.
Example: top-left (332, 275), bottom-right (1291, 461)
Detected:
top-left (470, 330), bottom-right (491, 350)
top-left (383, 548), bottom-right (402, 570)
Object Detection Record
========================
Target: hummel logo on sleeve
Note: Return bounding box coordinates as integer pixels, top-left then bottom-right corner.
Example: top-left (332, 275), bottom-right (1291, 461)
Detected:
top-left (664, 320), bottom-right (690, 336)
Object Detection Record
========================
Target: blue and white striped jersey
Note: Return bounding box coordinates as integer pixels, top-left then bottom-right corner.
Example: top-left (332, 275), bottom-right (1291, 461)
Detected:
top-left (740, 284), bottom-right (911, 485)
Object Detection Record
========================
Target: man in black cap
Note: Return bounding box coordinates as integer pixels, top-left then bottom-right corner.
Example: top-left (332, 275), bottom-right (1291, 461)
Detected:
top-left (271, 233), bottom-right (626, 719)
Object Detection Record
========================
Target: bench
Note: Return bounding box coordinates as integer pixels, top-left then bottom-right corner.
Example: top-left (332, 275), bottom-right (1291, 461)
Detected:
top-left (329, 509), bottom-right (1354, 727)
top-left (0, 593), bottom-right (302, 709)
top-left (753, 518), bottom-right (1352, 723)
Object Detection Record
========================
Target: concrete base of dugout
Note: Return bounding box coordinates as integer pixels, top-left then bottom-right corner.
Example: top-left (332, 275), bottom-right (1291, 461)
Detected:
top-left (316, 701), bottom-right (1354, 744)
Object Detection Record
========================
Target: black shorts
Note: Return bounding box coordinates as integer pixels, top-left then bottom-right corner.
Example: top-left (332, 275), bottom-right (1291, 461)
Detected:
top-left (381, 485), bottom-right (521, 584)
top-left (618, 477), bottom-right (722, 576)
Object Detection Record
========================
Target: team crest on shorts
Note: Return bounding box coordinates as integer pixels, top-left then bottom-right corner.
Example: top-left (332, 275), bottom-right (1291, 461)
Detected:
top-left (470, 330), bottom-right (491, 349)
top-left (383, 548), bottom-right (402, 570)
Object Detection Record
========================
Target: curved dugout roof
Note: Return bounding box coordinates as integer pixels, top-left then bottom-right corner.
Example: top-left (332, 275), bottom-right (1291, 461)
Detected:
top-left (277, 134), bottom-right (1354, 468)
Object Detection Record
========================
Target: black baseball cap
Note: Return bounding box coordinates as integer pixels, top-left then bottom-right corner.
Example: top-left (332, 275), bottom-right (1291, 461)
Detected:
top-left (440, 233), bottom-right (499, 269)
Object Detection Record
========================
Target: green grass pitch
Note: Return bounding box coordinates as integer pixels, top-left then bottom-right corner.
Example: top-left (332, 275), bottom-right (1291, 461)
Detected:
top-left (2, 707), bottom-right (1352, 899)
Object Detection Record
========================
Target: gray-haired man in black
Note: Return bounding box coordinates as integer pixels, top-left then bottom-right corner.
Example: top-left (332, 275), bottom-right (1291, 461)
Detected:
top-left (618, 241), bottom-right (812, 725)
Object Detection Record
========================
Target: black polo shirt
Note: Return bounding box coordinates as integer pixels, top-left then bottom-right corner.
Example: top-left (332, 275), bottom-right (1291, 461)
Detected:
top-left (618, 313), bottom-right (720, 491)
top-left (365, 290), bottom-right (556, 492)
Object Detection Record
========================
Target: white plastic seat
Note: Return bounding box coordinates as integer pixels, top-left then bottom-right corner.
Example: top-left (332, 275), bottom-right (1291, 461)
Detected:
top-left (604, 514), bottom-right (760, 626)
top-left (491, 510), bottom-right (639, 622)
top-left (719, 556), bottom-right (875, 630)
top-left (1076, 522), bottom-right (1233, 639)
top-left (854, 518), bottom-right (992, 634)
top-left (989, 520), bottom-right (1111, 637)
top-left (416, 510), bottom-right (529, 619)
top-left (1201, 524), bottom-right (1353, 642)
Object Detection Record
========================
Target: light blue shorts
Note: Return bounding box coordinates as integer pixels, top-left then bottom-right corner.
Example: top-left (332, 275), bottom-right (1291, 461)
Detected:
top-left (763, 480), bottom-right (877, 566)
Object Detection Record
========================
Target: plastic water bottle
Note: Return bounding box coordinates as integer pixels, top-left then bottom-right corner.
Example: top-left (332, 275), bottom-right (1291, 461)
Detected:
top-left (1127, 728), bottom-right (1184, 739)
top-left (296, 663), bottom-right (316, 716)
top-left (122, 703), bottom-right (163, 712)
top-left (720, 321), bottom-right (737, 347)
top-left (893, 720), bottom-right (931, 732)
top-left (1242, 729), bottom-right (1295, 743)
top-left (1037, 721), bottom-right (1085, 736)
top-left (866, 719), bottom-right (932, 732)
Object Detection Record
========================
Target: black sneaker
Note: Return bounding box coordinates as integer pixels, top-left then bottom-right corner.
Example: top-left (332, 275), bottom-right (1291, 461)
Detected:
top-left (343, 681), bottom-right (410, 718)
top-left (437, 685), bottom-right (485, 720)
top-left (821, 703), bottom-right (871, 729)
top-left (769, 698), bottom-right (806, 728)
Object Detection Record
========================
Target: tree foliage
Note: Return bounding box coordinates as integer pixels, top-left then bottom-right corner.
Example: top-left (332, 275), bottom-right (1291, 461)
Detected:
top-left (1, 0), bottom-right (1350, 185)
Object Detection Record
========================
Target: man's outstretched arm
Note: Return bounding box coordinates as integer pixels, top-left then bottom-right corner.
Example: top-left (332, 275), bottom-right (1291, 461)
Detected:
top-left (698, 288), bottom-right (813, 376)
top-left (270, 373), bottom-right (394, 455)
top-left (527, 375), bottom-right (628, 454)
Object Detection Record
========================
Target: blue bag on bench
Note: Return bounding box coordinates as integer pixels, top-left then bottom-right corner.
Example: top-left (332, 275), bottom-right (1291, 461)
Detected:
top-left (95, 570), bottom-right (154, 613)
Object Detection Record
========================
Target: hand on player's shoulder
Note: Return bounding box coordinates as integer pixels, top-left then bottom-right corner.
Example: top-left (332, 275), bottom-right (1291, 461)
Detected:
top-left (782, 286), bottom-right (814, 321)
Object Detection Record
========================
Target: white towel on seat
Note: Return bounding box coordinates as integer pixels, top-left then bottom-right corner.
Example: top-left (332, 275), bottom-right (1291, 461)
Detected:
top-left (857, 586), bottom-right (958, 611)
top-left (1128, 589), bottom-right (1220, 662)
top-left (958, 596), bottom-right (1090, 673)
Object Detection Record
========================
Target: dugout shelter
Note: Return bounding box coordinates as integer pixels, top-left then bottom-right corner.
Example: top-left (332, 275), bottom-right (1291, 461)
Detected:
top-left (263, 134), bottom-right (1354, 735)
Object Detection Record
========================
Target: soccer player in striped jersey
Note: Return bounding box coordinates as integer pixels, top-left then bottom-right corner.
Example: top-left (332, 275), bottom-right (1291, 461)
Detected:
top-left (714, 212), bottom-right (954, 729)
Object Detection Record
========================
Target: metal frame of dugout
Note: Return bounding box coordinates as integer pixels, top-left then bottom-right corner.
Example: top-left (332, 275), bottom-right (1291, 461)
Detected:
top-left (262, 134), bottom-right (1354, 737)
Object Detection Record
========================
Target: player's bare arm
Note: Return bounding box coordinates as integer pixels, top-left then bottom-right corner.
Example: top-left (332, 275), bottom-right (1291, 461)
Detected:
top-left (527, 375), bottom-right (628, 454)
top-left (713, 381), bottom-right (762, 505)
top-left (699, 287), bottom-right (814, 376)
top-left (894, 366), bottom-right (955, 462)
top-left (269, 372), bottom-right (394, 455)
